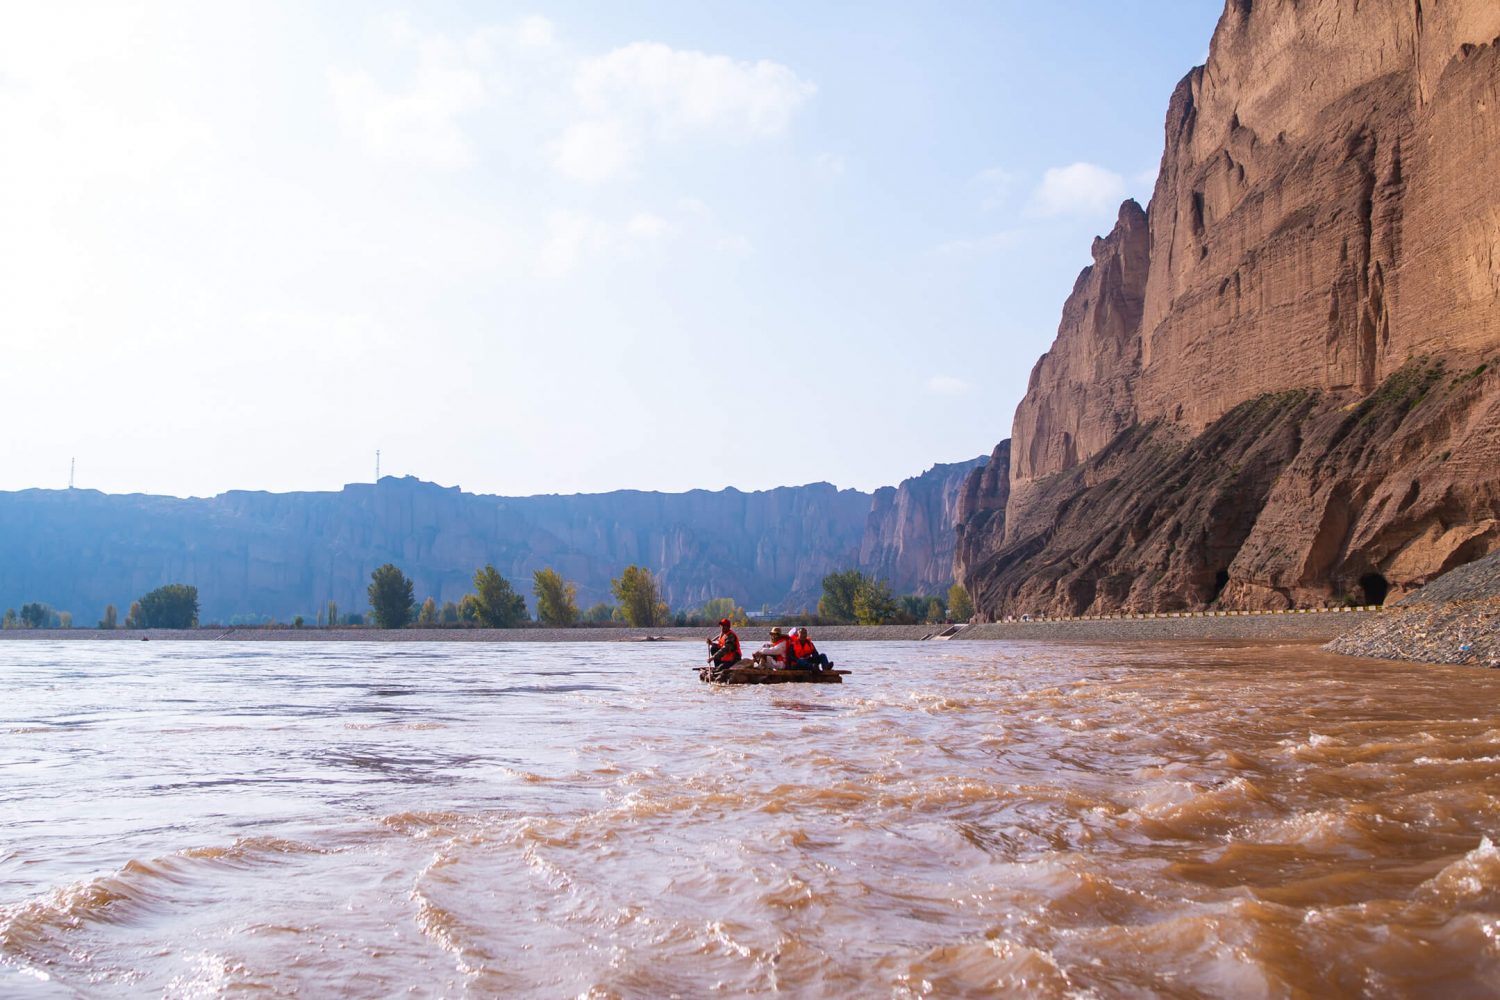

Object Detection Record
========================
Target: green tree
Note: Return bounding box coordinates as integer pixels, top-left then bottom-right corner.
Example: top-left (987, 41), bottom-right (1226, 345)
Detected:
top-left (367, 564), bottom-right (415, 628)
top-left (582, 602), bottom-right (615, 623)
top-left (326, 600), bottom-right (338, 628)
top-left (899, 595), bottom-right (930, 624)
top-left (99, 604), bottom-right (118, 630)
top-left (471, 565), bottom-right (528, 628)
top-left (532, 568), bottom-right (580, 626)
top-left (2, 608), bottom-right (17, 629)
top-left (19, 602), bottom-right (51, 628)
top-left (925, 597), bottom-right (945, 624)
top-left (134, 585), bottom-right (199, 629)
top-left (418, 596), bottom-right (438, 625)
top-left (818, 569), bottom-right (866, 623)
top-left (459, 594), bottom-right (481, 622)
top-left (611, 565), bottom-right (668, 627)
top-left (948, 583), bottom-right (975, 622)
top-left (853, 577), bottom-right (900, 625)
top-left (686, 597), bottom-right (747, 626)
top-left (293, 615), bottom-right (305, 628)
top-left (440, 600), bottom-right (459, 624)
top-left (124, 601), bottom-right (142, 628)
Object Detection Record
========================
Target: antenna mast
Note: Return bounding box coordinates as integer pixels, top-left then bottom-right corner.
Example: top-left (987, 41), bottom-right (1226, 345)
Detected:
top-left (69, 457), bottom-right (75, 490)
top-left (375, 449), bottom-right (381, 483)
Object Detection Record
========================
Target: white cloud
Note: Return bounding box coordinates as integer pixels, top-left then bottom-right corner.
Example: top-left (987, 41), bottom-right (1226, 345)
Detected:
top-left (925, 376), bottom-right (973, 396)
top-left (551, 119), bottom-right (639, 182)
top-left (515, 15), bottom-right (555, 47)
top-left (537, 211), bottom-right (613, 278)
top-left (328, 32), bottom-right (488, 168)
top-left (326, 21), bottom-right (812, 184)
top-left (534, 202), bottom-right (741, 276)
top-left (546, 42), bottom-right (815, 183)
top-left (626, 212), bottom-right (672, 239)
top-left (1029, 162), bottom-right (1127, 217)
top-left (575, 42), bottom-right (814, 138)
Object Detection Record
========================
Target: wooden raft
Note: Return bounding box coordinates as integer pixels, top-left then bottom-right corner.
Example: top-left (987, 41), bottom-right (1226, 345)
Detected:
top-left (697, 663), bottom-right (847, 685)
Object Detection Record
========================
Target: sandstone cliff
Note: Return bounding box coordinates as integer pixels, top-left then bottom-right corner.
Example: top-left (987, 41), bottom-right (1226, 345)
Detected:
top-left (0, 463), bottom-right (979, 623)
top-left (958, 0), bottom-right (1500, 618)
top-left (859, 457), bottom-right (987, 596)
top-left (952, 440), bottom-right (1011, 588)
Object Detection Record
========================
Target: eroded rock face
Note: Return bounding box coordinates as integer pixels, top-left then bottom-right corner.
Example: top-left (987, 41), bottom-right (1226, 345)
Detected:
top-left (953, 440), bottom-right (1011, 587)
top-left (1011, 203), bottom-right (1148, 489)
top-left (969, 364), bottom-right (1500, 618)
top-left (958, 0), bottom-right (1500, 619)
top-left (859, 457), bottom-right (987, 597)
top-left (1139, 0), bottom-right (1500, 425)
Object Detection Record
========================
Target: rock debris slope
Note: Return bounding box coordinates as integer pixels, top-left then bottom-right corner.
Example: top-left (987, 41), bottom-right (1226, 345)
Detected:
top-left (1328, 547), bottom-right (1500, 667)
top-left (958, 0), bottom-right (1500, 619)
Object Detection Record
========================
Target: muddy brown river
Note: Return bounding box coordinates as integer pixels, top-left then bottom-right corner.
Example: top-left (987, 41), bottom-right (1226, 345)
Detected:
top-left (2, 639), bottom-right (1497, 997)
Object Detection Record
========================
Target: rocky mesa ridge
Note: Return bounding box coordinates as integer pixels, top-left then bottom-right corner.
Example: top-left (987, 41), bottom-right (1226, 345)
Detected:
top-left (957, 0), bottom-right (1500, 618)
top-left (0, 460), bottom-right (982, 624)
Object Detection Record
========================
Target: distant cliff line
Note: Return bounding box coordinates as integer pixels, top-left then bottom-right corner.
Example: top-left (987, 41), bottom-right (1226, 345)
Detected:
top-left (0, 458), bottom-right (983, 623)
top-left (957, 0), bottom-right (1500, 619)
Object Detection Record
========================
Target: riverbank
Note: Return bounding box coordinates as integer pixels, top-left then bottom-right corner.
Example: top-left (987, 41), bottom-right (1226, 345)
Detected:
top-left (1329, 549), bottom-right (1500, 668)
top-left (958, 610), bottom-right (1379, 642)
top-left (0, 611), bottom-right (1382, 643)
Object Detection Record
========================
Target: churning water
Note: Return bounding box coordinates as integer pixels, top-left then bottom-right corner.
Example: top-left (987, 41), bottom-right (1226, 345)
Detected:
top-left (2, 639), bottom-right (1498, 997)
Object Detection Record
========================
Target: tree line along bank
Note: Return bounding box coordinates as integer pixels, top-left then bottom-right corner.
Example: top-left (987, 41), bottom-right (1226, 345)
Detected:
top-left (2, 566), bottom-right (975, 631)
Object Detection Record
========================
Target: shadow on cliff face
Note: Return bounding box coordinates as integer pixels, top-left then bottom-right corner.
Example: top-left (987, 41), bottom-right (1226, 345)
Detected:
top-left (958, 358), bottom-right (1500, 618)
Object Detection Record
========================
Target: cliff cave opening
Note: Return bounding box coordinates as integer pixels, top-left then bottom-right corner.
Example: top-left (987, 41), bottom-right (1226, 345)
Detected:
top-left (1359, 572), bottom-right (1390, 606)
top-left (1211, 569), bottom-right (1230, 603)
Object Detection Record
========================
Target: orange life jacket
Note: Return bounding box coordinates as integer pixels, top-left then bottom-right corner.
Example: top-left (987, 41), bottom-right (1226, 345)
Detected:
top-left (716, 629), bottom-right (740, 656)
top-left (791, 636), bottom-right (816, 659)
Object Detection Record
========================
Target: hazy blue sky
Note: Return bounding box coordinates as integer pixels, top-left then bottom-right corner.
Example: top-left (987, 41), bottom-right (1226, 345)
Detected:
top-left (0, 1), bottom-right (1222, 498)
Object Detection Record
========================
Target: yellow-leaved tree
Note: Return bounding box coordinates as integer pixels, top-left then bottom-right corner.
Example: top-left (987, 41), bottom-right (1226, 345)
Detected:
top-left (611, 566), bottom-right (668, 627)
top-left (532, 568), bottom-right (580, 626)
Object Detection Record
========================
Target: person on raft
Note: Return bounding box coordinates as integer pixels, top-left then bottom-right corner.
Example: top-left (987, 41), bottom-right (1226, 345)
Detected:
top-left (751, 626), bottom-right (797, 668)
top-left (707, 618), bottom-right (741, 667)
top-left (789, 627), bottom-right (833, 672)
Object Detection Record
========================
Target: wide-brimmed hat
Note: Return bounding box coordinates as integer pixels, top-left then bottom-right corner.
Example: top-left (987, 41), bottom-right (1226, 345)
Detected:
top-left (769, 626), bottom-right (784, 637)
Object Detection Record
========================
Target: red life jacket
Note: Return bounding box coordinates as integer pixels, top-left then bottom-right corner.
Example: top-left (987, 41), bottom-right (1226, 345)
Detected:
top-left (791, 636), bottom-right (815, 659)
top-left (717, 629), bottom-right (740, 656)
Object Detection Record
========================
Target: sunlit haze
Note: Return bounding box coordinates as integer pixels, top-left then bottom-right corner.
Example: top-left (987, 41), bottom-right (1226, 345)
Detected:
top-left (0, 1), bottom-right (1220, 498)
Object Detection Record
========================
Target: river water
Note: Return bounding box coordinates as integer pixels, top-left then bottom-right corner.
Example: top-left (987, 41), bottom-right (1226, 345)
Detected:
top-left (2, 639), bottom-right (1498, 998)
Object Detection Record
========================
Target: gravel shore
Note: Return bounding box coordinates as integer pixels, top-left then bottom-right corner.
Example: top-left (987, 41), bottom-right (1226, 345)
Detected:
top-left (0, 613), bottom-right (1378, 644)
top-left (1327, 549), bottom-right (1500, 668)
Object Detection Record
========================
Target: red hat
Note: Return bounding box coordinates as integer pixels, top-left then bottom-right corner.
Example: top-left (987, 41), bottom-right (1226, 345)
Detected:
top-left (719, 618), bottom-right (732, 627)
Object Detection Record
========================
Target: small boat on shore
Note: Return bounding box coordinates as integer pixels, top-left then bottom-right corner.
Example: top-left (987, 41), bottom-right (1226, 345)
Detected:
top-left (697, 663), bottom-right (847, 685)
